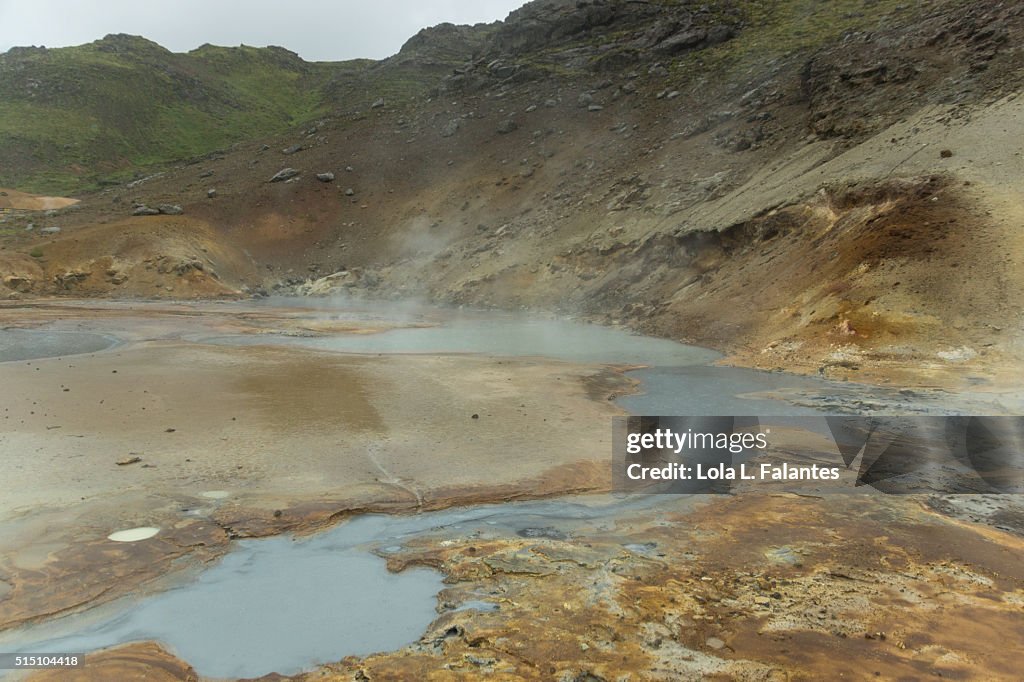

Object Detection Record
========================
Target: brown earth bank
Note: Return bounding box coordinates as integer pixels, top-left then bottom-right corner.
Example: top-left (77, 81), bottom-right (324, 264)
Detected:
top-left (0, 189), bottom-right (79, 212)
top-left (28, 642), bottom-right (198, 682)
top-left (24, 494), bottom-right (1024, 681)
top-left (1, 0), bottom-right (1022, 388)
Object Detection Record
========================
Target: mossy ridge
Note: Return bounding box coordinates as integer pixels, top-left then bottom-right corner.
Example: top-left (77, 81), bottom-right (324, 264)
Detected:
top-left (0, 37), bottom-right (348, 194)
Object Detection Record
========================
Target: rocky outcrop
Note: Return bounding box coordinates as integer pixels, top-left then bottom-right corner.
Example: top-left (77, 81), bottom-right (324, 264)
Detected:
top-left (801, 0), bottom-right (1021, 139)
top-left (131, 204), bottom-right (182, 216)
top-left (269, 168), bottom-right (300, 183)
top-left (53, 270), bottom-right (90, 290)
top-left (440, 0), bottom-right (740, 93)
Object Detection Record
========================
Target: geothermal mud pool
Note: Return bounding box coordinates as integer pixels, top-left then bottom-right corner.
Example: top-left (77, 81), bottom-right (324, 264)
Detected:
top-left (0, 496), bottom-right (675, 679)
top-left (0, 299), bottom-right (1021, 680)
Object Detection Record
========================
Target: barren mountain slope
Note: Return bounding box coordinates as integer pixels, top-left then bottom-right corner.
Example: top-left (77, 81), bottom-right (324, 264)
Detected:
top-left (1, 0), bottom-right (1022, 386)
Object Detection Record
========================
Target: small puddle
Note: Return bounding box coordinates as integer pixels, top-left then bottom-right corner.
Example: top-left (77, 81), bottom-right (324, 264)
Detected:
top-left (0, 329), bottom-right (117, 363)
top-left (106, 527), bottom-right (160, 542)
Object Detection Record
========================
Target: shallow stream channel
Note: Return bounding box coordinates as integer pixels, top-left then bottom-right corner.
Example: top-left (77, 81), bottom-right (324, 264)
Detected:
top-left (0, 299), bottom-right (1005, 678)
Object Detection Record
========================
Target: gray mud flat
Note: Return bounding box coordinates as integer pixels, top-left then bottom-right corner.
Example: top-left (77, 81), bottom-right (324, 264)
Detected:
top-left (0, 329), bottom-right (116, 363)
top-left (204, 311), bottom-right (723, 366)
top-left (203, 303), bottom-right (1001, 416)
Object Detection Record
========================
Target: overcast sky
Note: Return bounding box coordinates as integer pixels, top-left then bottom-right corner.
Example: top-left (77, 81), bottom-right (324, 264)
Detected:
top-left (0, 0), bottom-right (526, 61)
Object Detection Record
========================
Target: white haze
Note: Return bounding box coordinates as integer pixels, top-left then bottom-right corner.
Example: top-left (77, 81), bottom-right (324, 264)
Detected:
top-left (0, 0), bottom-right (526, 61)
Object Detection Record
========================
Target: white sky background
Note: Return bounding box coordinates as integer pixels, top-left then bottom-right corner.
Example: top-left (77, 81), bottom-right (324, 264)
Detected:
top-left (0, 0), bottom-right (526, 60)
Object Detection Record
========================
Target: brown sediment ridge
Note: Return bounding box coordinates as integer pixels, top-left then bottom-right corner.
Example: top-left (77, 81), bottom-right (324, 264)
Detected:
top-left (288, 494), bottom-right (1024, 681)
top-left (28, 642), bottom-right (198, 682)
top-left (31, 494), bottom-right (1023, 681)
top-left (0, 188), bottom-right (79, 212)
top-left (0, 460), bottom-right (609, 633)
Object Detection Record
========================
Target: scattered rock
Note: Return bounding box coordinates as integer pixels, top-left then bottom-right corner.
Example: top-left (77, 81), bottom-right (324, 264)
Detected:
top-left (198, 169), bottom-right (214, 178)
top-left (173, 258), bottom-right (205, 275)
top-left (207, 189), bottom-right (217, 198)
top-left (316, 172), bottom-right (335, 182)
top-left (371, 97), bottom-right (385, 109)
top-left (53, 270), bottom-right (90, 289)
top-left (496, 119), bottom-right (518, 134)
top-left (40, 226), bottom-right (61, 235)
top-left (517, 526), bottom-right (567, 540)
top-left (107, 269), bottom-right (128, 284)
top-left (940, 149), bottom-right (954, 158)
top-left (345, 188), bottom-right (355, 196)
top-left (937, 346), bottom-right (977, 362)
top-left (132, 205), bottom-right (161, 216)
top-left (440, 119), bottom-right (461, 137)
top-left (116, 456), bottom-right (142, 466)
top-left (282, 144), bottom-right (303, 155)
top-left (657, 29), bottom-right (708, 55)
top-left (588, 104), bottom-right (604, 112)
top-left (706, 637), bottom-right (726, 650)
top-left (270, 168), bottom-right (300, 183)
top-left (157, 204), bottom-right (183, 215)
top-left (3, 275), bottom-right (33, 292)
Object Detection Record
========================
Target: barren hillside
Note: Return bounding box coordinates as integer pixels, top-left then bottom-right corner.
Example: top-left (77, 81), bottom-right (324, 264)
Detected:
top-left (2, 0), bottom-right (1023, 385)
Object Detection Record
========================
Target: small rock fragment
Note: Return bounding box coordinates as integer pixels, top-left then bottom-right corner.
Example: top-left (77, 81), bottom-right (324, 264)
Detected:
top-left (270, 168), bottom-right (300, 183)
top-left (706, 637), bottom-right (726, 650)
